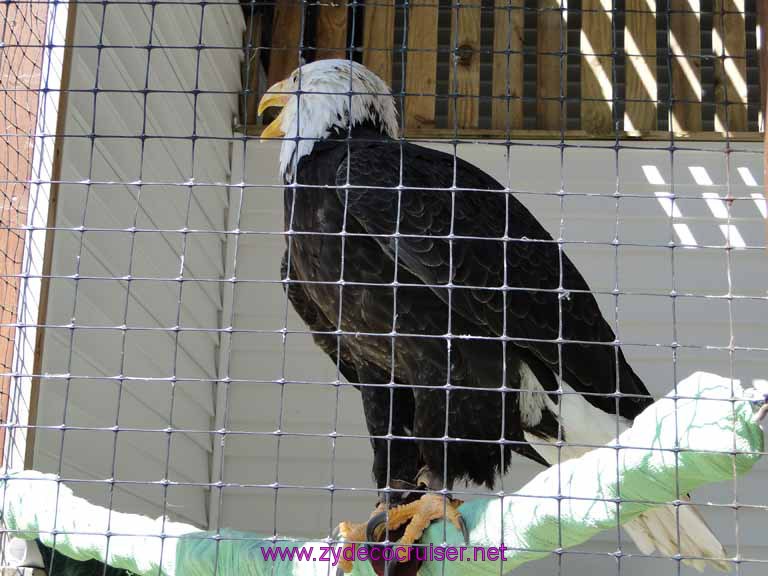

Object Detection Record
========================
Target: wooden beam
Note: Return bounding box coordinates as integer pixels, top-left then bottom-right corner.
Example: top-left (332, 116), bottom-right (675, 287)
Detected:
top-left (624, 0), bottom-right (657, 131)
top-left (669, 0), bottom-right (702, 132)
top-left (492, 0), bottom-right (524, 129)
top-left (405, 0), bottom-right (439, 129)
top-left (363, 0), bottom-right (395, 85)
top-left (448, 1), bottom-right (482, 129)
top-left (316, 2), bottom-right (348, 60)
top-left (713, 0), bottom-right (747, 131)
top-left (537, 0), bottom-right (566, 130)
top-left (240, 123), bottom-right (764, 141)
top-left (268, 0), bottom-right (303, 86)
top-left (581, 0), bottom-right (614, 134)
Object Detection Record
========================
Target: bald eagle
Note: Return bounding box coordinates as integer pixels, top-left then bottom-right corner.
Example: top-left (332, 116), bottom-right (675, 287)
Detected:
top-left (258, 59), bottom-right (727, 573)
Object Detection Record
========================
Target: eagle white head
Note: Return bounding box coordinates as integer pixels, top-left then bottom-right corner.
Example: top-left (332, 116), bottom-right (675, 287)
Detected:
top-left (257, 59), bottom-right (399, 180)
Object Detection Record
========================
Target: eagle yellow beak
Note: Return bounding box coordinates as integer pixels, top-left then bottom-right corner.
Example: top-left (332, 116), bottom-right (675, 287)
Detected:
top-left (258, 79), bottom-right (291, 141)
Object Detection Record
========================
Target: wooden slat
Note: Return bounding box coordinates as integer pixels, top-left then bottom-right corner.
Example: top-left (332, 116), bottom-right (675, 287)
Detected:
top-left (537, 0), bottom-right (566, 129)
top-left (316, 2), bottom-right (348, 60)
top-left (669, 0), bottom-right (702, 132)
top-left (405, 0), bottom-right (439, 129)
top-left (713, 0), bottom-right (747, 131)
top-left (268, 0), bottom-right (303, 86)
top-left (448, 1), bottom-right (482, 129)
top-left (492, 0), bottom-right (524, 129)
top-left (392, 128), bottom-right (761, 141)
top-left (243, 123), bottom-right (764, 141)
top-left (363, 0), bottom-right (395, 85)
top-left (581, 0), bottom-right (613, 133)
top-left (624, 0), bottom-right (657, 131)
top-left (244, 14), bottom-right (263, 124)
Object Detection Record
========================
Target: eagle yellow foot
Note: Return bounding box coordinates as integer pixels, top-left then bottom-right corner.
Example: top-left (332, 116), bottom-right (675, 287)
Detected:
top-left (335, 495), bottom-right (468, 574)
top-left (335, 504), bottom-right (384, 573)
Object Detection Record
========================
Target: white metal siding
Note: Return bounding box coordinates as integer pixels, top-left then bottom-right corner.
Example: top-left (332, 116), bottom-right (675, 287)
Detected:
top-left (224, 140), bottom-right (767, 575)
top-left (32, 0), bottom-right (244, 528)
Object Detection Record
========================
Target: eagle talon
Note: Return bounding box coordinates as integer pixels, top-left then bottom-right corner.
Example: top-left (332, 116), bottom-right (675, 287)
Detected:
top-left (366, 510), bottom-right (392, 544)
top-left (456, 514), bottom-right (470, 545)
top-left (365, 493), bottom-right (467, 550)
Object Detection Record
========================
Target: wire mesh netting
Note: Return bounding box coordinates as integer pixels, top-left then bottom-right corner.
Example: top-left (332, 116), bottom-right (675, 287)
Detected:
top-left (0, 1), bottom-right (767, 576)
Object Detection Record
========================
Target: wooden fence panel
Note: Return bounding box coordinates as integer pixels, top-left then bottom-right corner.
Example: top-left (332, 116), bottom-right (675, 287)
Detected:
top-left (251, 1), bottom-right (764, 141)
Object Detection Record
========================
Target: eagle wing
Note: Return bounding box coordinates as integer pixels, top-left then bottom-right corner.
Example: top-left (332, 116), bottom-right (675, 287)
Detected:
top-left (336, 141), bottom-right (651, 419)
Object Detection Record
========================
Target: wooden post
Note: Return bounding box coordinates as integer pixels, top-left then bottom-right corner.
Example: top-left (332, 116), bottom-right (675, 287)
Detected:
top-left (268, 0), bottom-right (304, 86)
top-left (624, 0), bottom-right (657, 131)
top-left (363, 0), bottom-right (395, 85)
top-left (405, 0), bottom-right (439, 129)
top-left (713, 0), bottom-right (747, 132)
top-left (537, 0), bottom-right (566, 130)
top-left (581, 0), bottom-right (614, 134)
top-left (669, 0), bottom-right (702, 132)
top-left (244, 14), bottom-right (264, 124)
top-left (448, 0), bottom-right (482, 129)
top-left (492, 0), bottom-right (524, 130)
top-left (316, 2), bottom-right (348, 60)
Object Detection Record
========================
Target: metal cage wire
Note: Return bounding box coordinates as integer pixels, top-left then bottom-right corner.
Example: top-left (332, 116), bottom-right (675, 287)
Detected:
top-left (0, 1), bottom-right (767, 576)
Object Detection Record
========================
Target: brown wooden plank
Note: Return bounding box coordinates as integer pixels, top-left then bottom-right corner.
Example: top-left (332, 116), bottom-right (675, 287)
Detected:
top-left (316, 2), bottom-right (348, 60)
top-left (405, 0), bottom-right (439, 129)
top-left (669, 0), bottom-right (702, 132)
top-left (624, 0), bottom-right (657, 130)
top-left (492, 0), bottom-right (524, 129)
top-left (713, 0), bottom-right (747, 131)
top-left (363, 0), bottom-right (395, 85)
top-left (537, 0), bottom-right (566, 130)
top-left (448, 1), bottom-right (482, 129)
top-left (245, 123), bottom-right (763, 141)
top-left (268, 0), bottom-right (303, 86)
top-left (581, 0), bottom-right (613, 133)
top-left (244, 14), bottom-right (264, 124)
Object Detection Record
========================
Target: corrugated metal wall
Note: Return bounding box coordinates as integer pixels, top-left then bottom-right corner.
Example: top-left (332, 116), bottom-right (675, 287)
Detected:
top-left (32, 0), bottom-right (244, 527)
